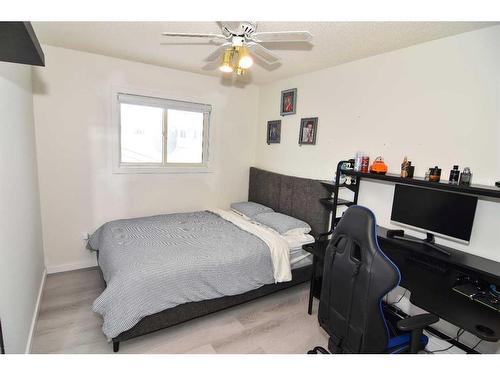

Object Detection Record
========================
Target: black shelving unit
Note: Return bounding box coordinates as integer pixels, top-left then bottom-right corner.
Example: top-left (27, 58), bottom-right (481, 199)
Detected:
top-left (319, 160), bottom-right (360, 234)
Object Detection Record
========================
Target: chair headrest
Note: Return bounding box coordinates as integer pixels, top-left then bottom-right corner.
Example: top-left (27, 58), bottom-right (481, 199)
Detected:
top-left (331, 205), bottom-right (379, 258)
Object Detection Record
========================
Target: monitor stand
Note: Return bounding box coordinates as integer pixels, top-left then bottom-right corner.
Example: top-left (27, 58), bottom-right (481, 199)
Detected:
top-left (386, 230), bottom-right (451, 257)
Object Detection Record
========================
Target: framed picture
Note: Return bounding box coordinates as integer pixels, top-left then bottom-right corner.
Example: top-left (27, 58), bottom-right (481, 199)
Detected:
top-left (267, 120), bottom-right (281, 144)
top-left (280, 88), bottom-right (297, 116)
top-left (299, 117), bottom-right (318, 145)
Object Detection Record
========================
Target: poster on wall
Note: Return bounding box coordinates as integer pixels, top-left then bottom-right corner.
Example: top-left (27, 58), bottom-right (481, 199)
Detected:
top-left (280, 88), bottom-right (297, 116)
top-left (267, 120), bottom-right (281, 144)
top-left (299, 117), bottom-right (318, 145)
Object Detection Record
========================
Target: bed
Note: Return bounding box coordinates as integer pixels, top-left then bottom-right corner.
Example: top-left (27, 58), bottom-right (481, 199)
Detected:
top-left (90, 167), bottom-right (330, 352)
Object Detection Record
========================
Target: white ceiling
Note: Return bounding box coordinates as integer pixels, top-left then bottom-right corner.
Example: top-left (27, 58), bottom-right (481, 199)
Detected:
top-left (32, 22), bottom-right (497, 85)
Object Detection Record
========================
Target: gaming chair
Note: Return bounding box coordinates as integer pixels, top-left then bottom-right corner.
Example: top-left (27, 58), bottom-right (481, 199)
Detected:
top-left (309, 206), bottom-right (438, 354)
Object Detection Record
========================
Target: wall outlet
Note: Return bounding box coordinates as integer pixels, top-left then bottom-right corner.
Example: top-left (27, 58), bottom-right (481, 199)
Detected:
top-left (81, 232), bottom-right (90, 241)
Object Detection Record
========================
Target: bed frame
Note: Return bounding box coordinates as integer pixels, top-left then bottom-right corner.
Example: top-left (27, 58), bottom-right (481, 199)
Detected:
top-left (109, 167), bottom-right (330, 352)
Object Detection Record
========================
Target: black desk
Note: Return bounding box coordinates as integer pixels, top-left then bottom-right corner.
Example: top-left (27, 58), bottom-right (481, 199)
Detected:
top-left (303, 240), bottom-right (329, 314)
top-left (377, 227), bottom-right (499, 342)
top-left (305, 229), bottom-right (500, 343)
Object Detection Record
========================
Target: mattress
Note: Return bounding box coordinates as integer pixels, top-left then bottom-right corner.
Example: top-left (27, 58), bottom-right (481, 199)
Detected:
top-left (282, 233), bottom-right (315, 269)
top-left (290, 247), bottom-right (313, 270)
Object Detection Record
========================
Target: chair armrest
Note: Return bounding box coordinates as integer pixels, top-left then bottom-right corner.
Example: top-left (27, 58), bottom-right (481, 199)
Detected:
top-left (397, 313), bottom-right (439, 331)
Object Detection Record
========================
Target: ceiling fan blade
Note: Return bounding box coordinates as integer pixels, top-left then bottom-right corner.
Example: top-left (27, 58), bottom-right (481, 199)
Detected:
top-left (204, 43), bottom-right (232, 62)
top-left (161, 32), bottom-right (227, 39)
top-left (251, 31), bottom-right (313, 43)
top-left (247, 43), bottom-right (280, 65)
top-left (217, 21), bottom-right (242, 34)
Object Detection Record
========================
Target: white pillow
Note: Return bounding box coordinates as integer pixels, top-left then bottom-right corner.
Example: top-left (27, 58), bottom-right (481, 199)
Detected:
top-left (252, 212), bottom-right (311, 236)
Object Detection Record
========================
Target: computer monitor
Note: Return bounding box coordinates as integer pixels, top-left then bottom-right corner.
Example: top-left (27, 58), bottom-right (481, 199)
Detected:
top-left (391, 184), bottom-right (478, 243)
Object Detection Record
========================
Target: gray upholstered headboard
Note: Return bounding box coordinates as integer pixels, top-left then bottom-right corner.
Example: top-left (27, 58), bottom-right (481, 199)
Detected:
top-left (248, 167), bottom-right (330, 237)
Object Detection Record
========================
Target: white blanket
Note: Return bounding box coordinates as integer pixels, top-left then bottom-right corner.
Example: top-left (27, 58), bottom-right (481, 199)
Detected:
top-left (210, 209), bottom-right (292, 282)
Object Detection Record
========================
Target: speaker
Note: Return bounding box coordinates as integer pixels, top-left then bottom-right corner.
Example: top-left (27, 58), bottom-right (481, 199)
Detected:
top-left (387, 229), bottom-right (405, 238)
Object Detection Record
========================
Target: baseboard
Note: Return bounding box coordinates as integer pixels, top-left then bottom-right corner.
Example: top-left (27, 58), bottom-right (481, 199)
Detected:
top-left (46, 258), bottom-right (98, 274)
top-left (25, 268), bottom-right (46, 354)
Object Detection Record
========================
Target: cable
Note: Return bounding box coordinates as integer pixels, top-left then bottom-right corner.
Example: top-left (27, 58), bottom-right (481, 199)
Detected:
top-left (424, 329), bottom-right (458, 342)
top-left (470, 339), bottom-right (483, 351)
top-left (425, 328), bottom-right (484, 353)
top-left (427, 328), bottom-right (465, 353)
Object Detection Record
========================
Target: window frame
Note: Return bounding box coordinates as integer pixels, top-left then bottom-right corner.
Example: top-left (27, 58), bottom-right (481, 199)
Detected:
top-left (112, 90), bottom-right (212, 174)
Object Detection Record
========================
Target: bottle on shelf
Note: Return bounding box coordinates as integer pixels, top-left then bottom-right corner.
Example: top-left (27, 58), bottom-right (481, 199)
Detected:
top-left (354, 152), bottom-right (363, 172)
top-left (429, 166), bottom-right (441, 182)
top-left (449, 165), bottom-right (460, 184)
top-left (407, 162), bottom-right (414, 178)
top-left (459, 167), bottom-right (473, 185)
top-left (424, 169), bottom-right (431, 181)
top-left (401, 156), bottom-right (409, 178)
top-left (361, 155), bottom-right (370, 173)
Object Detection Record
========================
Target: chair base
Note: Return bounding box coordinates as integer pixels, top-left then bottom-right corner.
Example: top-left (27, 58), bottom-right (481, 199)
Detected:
top-left (307, 346), bottom-right (329, 354)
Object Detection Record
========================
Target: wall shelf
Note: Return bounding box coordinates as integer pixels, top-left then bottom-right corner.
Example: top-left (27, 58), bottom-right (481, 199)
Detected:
top-left (319, 197), bottom-right (354, 210)
top-left (344, 171), bottom-right (500, 199)
top-left (320, 180), bottom-right (358, 193)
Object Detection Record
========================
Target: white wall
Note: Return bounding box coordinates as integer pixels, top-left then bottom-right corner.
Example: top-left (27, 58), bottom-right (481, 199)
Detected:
top-left (0, 62), bottom-right (45, 353)
top-left (255, 25), bottom-right (500, 354)
top-left (32, 45), bottom-right (259, 273)
top-left (256, 26), bottom-right (500, 262)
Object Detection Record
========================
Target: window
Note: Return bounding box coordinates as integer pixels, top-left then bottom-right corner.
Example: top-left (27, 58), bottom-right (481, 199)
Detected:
top-left (116, 93), bottom-right (211, 172)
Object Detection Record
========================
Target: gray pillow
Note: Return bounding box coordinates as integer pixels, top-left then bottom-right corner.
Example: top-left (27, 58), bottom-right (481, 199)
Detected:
top-left (253, 212), bottom-right (311, 235)
top-left (230, 201), bottom-right (274, 219)
top-left (87, 227), bottom-right (101, 251)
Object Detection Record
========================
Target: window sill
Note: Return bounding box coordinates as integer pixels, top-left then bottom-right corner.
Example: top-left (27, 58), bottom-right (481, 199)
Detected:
top-left (112, 165), bottom-right (213, 174)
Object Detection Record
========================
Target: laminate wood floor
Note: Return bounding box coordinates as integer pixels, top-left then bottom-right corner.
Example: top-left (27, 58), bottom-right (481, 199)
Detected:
top-left (31, 267), bottom-right (328, 354)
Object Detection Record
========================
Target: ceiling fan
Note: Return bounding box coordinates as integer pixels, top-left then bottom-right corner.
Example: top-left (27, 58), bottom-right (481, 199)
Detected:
top-left (161, 22), bottom-right (313, 76)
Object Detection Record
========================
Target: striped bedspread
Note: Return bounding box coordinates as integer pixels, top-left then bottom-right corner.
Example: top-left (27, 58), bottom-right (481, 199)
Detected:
top-left (88, 210), bottom-right (290, 339)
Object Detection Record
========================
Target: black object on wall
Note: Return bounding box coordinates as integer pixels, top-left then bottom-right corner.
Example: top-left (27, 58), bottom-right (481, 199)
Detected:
top-left (0, 22), bottom-right (45, 66)
top-left (0, 319), bottom-right (5, 354)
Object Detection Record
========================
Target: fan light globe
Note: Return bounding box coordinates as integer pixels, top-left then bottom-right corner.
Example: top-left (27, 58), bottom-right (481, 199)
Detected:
top-left (238, 55), bottom-right (253, 69)
top-left (219, 64), bottom-right (233, 73)
top-left (238, 47), bottom-right (253, 69)
top-left (219, 48), bottom-right (234, 73)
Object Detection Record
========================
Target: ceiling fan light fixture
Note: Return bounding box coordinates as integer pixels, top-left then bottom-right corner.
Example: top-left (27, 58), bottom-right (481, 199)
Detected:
top-left (219, 48), bottom-right (234, 73)
top-left (237, 46), bottom-right (253, 69)
top-left (162, 22), bottom-right (313, 77)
